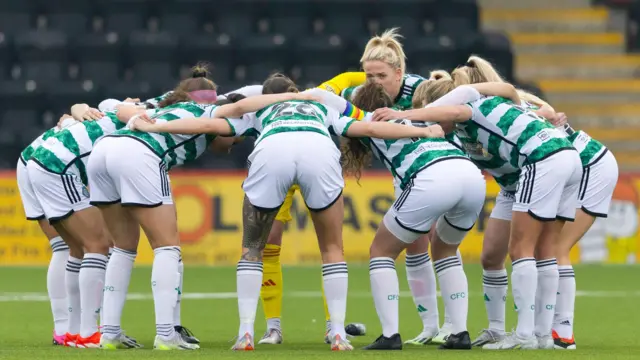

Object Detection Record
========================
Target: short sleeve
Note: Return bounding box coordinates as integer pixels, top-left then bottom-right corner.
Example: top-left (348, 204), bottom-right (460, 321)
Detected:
top-left (328, 112), bottom-right (356, 137)
top-left (98, 99), bottom-right (123, 112)
top-left (426, 85), bottom-right (481, 108)
top-left (225, 117), bottom-right (255, 136)
top-left (145, 108), bottom-right (157, 118)
top-left (222, 85), bottom-right (264, 98)
top-left (302, 88), bottom-right (349, 112)
top-left (144, 91), bottom-right (172, 108)
top-left (200, 104), bottom-right (220, 118)
top-left (341, 86), bottom-right (360, 102)
top-left (465, 101), bottom-right (479, 122)
top-left (241, 112), bottom-right (258, 125)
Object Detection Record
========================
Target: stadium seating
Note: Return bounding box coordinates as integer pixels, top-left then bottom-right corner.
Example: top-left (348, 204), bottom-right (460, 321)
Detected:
top-left (483, 0), bottom-right (640, 170)
top-left (0, 0), bottom-right (516, 169)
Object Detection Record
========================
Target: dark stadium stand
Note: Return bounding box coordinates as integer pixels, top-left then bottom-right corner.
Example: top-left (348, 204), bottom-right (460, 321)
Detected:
top-left (0, 0), bottom-right (518, 169)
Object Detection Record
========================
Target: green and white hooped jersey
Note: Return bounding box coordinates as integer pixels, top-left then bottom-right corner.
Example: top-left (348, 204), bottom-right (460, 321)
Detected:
top-left (522, 100), bottom-right (606, 167)
top-left (144, 91), bottom-right (173, 108)
top-left (457, 96), bottom-right (574, 191)
top-left (565, 129), bottom-right (606, 167)
top-left (108, 101), bottom-right (217, 171)
top-left (362, 118), bottom-right (469, 190)
top-left (229, 100), bottom-right (356, 144)
top-left (30, 112), bottom-right (126, 184)
top-left (341, 74), bottom-right (425, 110)
top-left (21, 127), bottom-right (64, 164)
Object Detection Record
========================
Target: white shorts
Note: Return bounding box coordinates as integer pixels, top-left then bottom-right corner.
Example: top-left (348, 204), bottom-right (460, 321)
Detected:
top-left (578, 150), bottom-right (618, 217)
top-left (243, 132), bottom-right (343, 211)
top-left (490, 190), bottom-right (515, 221)
top-left (513, 149), bottom-right (583, 221)
top-left (87, 136), bottom-right (173, 207)
top-left (16, 159), bottom-right (45, 220)
top-left (26, 160), bottom-right (91, 222)
top-left (383, 159), bottom-right (486, 243)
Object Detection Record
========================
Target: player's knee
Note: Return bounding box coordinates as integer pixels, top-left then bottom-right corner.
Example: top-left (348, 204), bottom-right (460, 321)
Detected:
top-left (68, 242), bottom-right (84, 259)
top-left (435, 216), bottom-right (467, 246)
top-left (85, 226), bottom-right (112, 254)
top-left (480, 238), bottom-right (509, 270)
top-left (481, 250), bottom-right (506, 270)
top-left (84, 240), bottom-right (110, 254)
top-left (321, 246), bottom-right (344, 264)
top-left (114, 236), bottom-right (138, 253)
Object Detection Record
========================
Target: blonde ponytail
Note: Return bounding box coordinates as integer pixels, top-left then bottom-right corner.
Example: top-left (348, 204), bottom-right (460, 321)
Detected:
top-left (429, 70), bottom-right (451, 81)
top-left (463, 55), bottom-right (505, 84)
top-left (517, 90), bottom-right (551, 108)
top-left (451, 68), bottom-right (471, 87)
top-left (462, 55), bottom-right (549, 106)
top-left (413, 70), bottom-right (452, 108)
top-left (411, 78), bottom-right (458, 108)
top-left (412, 80), bottom-right (431, 108)
top-left (360, 28), bottom-right (406, 74)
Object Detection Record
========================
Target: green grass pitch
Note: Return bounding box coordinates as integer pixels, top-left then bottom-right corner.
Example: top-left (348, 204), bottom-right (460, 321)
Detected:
top-left (1, 264), bottom-right (639, 359)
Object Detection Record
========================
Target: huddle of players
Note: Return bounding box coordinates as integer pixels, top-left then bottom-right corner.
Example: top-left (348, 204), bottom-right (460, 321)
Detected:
top-left (17, 27), bottom-right (617, 351)
top-left (238, 29), bottom-right (617, 351)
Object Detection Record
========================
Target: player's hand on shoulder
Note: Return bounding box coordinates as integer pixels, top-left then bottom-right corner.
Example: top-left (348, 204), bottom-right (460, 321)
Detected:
top-left (552, 112), bottom-right (568, 127)
top-left (57, 114), bottom-right (75, 129)
top-left (129, 114), bottom-right (154, 131)
top-left (425, 124), bottom-right (444, 138)
top-left (372, 107), bottom-right (401, 122)
top-left (80, 107), bottom-right (104, 121)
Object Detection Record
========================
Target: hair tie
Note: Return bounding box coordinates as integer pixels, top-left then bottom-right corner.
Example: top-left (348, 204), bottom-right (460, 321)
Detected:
top-left (465, 61), bottom-right (475, 68)
top-left (192, 72), bottom-right (207, 78)
top-left (188, 90), bottom-right (217, 103)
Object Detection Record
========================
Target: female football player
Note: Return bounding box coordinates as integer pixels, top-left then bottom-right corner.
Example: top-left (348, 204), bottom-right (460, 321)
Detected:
top-left (128, 85), bottom-right (444, 351)
top-left (374, 71), bottom-right (583, 350)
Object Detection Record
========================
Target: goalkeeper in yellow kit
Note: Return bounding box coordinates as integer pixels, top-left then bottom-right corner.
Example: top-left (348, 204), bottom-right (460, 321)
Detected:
top-left (257, 71), bottom-right (367, 345)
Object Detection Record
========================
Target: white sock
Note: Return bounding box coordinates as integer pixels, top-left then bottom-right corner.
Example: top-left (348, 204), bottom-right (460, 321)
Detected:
top-left (440, 250), bottom-right (464, 332)
top-left (174, 257), bottom-right (183, 326)
top-left (101, 248), bottom-right (136, 339)
top-left (553, 265), bottom-right (575, 339)
top-left (65, 257), bottom-right (81, 334)
top-left (267, 318), bottom-right (281, 331)
top-left (405, 252), bottom-right (439, 334)
top-left (441, 310), bottom-right (453, 332)
top-left (152, 246), bottom-right (181, 339)
top-left (79, 253), bottom-right (107, 338)
top-left (535, 258), bottom-right (559, 337)
top-left (511, 257), bottom-right (537, 339)
top-left (434, 256), bottom-right (468, 334)
top-left (322, 262), bottom-right (348, 340)
top-left (236, 260), bottom-right (263, 339)
top-left (369, 257), bottom-right (399, 338)
top-left (482, 269), bottom-right (508, 334)
top-left (48, 237), bottom-right (69, 336)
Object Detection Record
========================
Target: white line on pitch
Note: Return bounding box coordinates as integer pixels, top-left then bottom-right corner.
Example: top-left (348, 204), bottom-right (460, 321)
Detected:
top-left (0, 290), bottom-right (639, 302)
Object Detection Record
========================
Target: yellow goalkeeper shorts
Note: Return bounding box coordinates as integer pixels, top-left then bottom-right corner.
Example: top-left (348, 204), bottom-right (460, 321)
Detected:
top-left (275, 185), bottom-right (298, 223)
